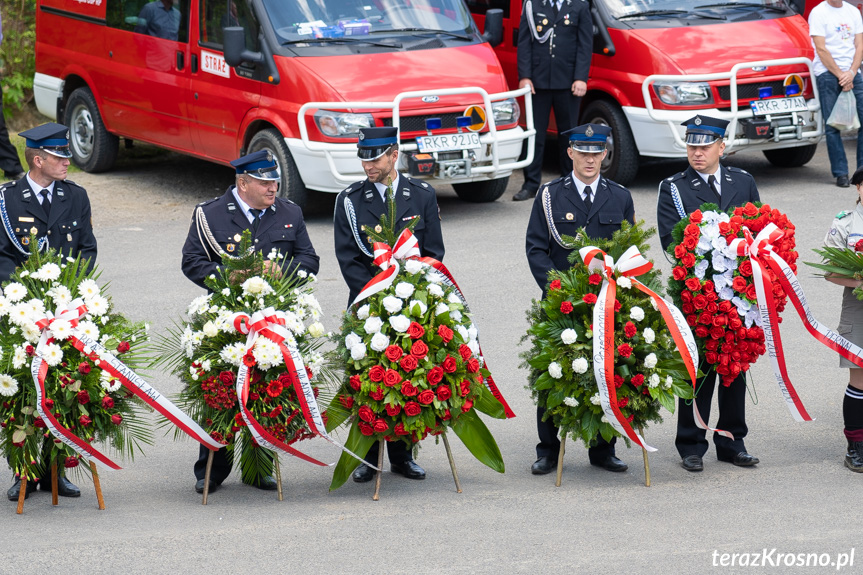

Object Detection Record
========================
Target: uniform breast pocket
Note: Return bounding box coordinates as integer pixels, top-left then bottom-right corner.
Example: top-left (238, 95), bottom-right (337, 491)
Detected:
top-left (598, 212), bottom-right (624, 227)
top-left (212, 228), bottom-right (242, 254)
top-left (267, 228), bottom-right (297, 256)
top-left (58, 219), bottom-right (81, 245)
top-left (552, 211), bottom-right (580, 236)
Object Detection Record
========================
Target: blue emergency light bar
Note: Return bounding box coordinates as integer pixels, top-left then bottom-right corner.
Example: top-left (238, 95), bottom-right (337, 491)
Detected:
top-left (425, 118), bottom-right (442, 131)
top-left (758, 87), bottom-right (773, 99)
top-left (456, 116), bottom-right (472, 128)
top-left (785, 84), bottom-right (800, 96)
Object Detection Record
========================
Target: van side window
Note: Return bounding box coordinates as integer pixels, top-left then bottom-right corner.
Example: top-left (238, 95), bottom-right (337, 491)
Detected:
top-left (200, 0), bottom-right (259, 51)
top-left (106, 0), bottom-right (190, 42)
top-left (462, 0), bottom-right (510, 18)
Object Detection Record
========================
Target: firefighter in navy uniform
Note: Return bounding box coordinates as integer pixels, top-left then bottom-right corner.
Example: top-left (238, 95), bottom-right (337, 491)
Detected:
top-left (525, 123), bottom-right (634, 475)
top-left (181, 149), bottom-right (320, 494)
top-left (333, 127), bottom-right (444, 483)
top-left (513, 0), bottom-right (593, 201)
top-left (656, 115), bottom-right (761, 472)
top-left (3, 123), bottom-right (97, 502)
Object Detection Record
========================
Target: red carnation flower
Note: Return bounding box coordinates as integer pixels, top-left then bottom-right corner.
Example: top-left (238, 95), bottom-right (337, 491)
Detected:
top-left (614, 300), bottom-right (621, 312)
top-left (630, 374), bottom-right (645, 387)
top-left (617, 343), bottom-right (633, 358)
top-left (33, 417), bottom-right (46, 428)
top-left (582, 293), bottom-right (597, 305)
top-left (78, 362), bottom-right (91, 375)
top-left (613, 375), bottom-right (624, 389)
top-left (401, 381), bottom-right (419, 397)
top-left (442, 355), bottom-right (458, 373)
top-left (369, 387), bottom-right (384, 401)
top-left (400, 354), bottom-right (419, 372)
top-left (411, 340), bottom-right (429, 358)
top-left (116, 341), bottom-right (131, 354)
top-left (436, 385), bottom-right (452, 401)
top-left (368, 365), bottom-right (386, 382)
top-left (373, 418), bottom-right (389, 433)
top-left (101, 396), bottom-right (114, 409)
top-left (404, 401), bottom-right (422, 417)
top-left (437, 324), bottom-right (454, 343)
top-left (560, 301), bottom-right (574, 314)
top-left (358, 405), bottom-right (375, 423)
top-left (624, 321), bottom-right (637, 338)
top-left (588, 274), bottom-right (603, 285)
top-left (427, 366), bottom-right (444, 385)
top-left (79, 415), bottom-right (92, 427)
top-left (384, 369), bottom-right (402, 387)
top-left (407, 322), bottom-right (425, 339)
top-left (549, 279), bottom-right (562, 291)
top-left (618, 397), bottom-right (629, 408)
top-left (418, 389), bottom-right (435, 405)
top-left (267, 380), bottom-right (283, 398)
top-left (64, 456), bottom-right (79, 469)
top-left (44, 398), bottom-right (54, 410)
top-left (111, 414), bottom-right (123, 425)
top-left (385, 403), bottom-right (401, 417)
top-left (76, 390), bottom-right (90, 405)
top-left (385, 345), bottom-right (403, 362)
top-left (349, 375), bottom-right (362, 391)
top-left (458, 344), bottom-right (472, 361)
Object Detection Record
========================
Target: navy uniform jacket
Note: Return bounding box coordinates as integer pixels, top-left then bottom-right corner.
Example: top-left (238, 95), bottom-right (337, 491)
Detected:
top-left (656, 165), bottom-right (760, 251)
top-left (517, 0), bottom-right (593, 90)
top-left (0, 177), bottom-right (97, 282)
top-left (334, 174), bottom-right (445, 304)
top-left (526, 174), bottom-right (635, 291)
top-left (181, 186), bottom-right (320, 289)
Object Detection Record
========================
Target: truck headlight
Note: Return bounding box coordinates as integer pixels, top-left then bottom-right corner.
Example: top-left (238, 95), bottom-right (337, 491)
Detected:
top-left (654, 82), bottom-right (713, 105)
top-left (314, 111), bottom-right (374, 137)
top-left (491, 98), bottom-right (520, 124)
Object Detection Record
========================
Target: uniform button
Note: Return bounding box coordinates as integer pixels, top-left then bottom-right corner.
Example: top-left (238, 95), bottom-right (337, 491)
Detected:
top-left (47, 231), bottom-right (51, 235)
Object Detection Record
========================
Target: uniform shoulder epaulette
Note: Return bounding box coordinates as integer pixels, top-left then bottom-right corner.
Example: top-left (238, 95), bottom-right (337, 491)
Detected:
top-left (603, 177), bottom-right (627, 191)
top-left (403, 175), bottom-right (434, 192)
top-left (275, 195), bottom-right (297, 207)
top-left (727, 166), bottom-right (750, 175)
top-left (664, 171), bottom-right (686, 183)
top-left (340, 181), bottom-right (365, 197)
top-left (62, 178), bottom-right (85, 191)
top-left (836, 210), bottom-right (851, 219)
top-left (197, 196), bottom-right (220, 207)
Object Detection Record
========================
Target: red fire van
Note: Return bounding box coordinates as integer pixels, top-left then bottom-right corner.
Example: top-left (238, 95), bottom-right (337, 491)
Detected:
top-left (469, 0), bottom-right (824, 185)
top-left (33, 0), bottom-right (534, 205)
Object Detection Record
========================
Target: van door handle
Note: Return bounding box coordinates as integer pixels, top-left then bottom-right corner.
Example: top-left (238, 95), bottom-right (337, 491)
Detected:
top-left (191, 54), bottom-right (198, 73)
top-left (176, 51), bottom-right (185, 71)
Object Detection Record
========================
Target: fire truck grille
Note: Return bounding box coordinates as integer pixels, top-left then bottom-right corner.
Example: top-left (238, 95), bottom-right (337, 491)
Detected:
top-left (382, 113), bottom-right (466, 133)
top-left (717, 80), bottom-right (789, 101)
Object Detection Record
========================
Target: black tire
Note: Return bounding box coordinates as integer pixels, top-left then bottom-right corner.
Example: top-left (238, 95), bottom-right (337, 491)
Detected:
top-left (452, 177), bottom-right (509, 203)
top-left (65, 87), bottom-right (119, 173)
top-left (762, 144), bottom-right (817, 168)
top-left (580, 100), bottom-right (639, 186)
top-left (247, 128), bottom-right (308, 208)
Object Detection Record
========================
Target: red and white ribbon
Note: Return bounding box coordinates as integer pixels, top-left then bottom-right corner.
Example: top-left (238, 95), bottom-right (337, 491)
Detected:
top-left (353, 229), bottom-right (516, 418)
top-left (580, 245), bottom-right (705, 451)
top-left (231, 307), bottom-right (370, 468)
top-left (31, 298), bottom-right (223, 470)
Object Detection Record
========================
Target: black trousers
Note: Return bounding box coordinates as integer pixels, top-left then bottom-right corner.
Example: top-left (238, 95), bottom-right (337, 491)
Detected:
top-left (522, 88), bottom-right (581, 193)
top-left (536, 406), bottom-right (616, 462)
top-left (675, 368), bottom-right (748, 460)
top-left (0, 82), bottom-right (23, 178)
top-left (193, 445), bottom-right (273, 484)
top-left (364, 439), bottom-right (413, 466)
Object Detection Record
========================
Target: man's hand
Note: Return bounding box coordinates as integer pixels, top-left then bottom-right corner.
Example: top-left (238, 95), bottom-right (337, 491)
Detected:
top-left (262, 259), bottom-right (283, 278)
top-left (840, 70), bottom-right (856, 91)
top-left (572, 80), bottom-right (587, 97)
top-left (519, 78), bottom-right (535, 95)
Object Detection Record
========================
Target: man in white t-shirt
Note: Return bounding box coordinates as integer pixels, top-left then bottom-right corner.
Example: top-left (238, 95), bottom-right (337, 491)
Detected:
top-left (810, 0), bottom-right (863, 187)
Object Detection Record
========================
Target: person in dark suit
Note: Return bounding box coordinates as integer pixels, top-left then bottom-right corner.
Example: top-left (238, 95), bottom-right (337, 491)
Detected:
top-left (526, 123), bottom-right (634, 475)
top-left (656, 115), bottom-right (761, 472)
top-left (513, 0), bottom-right (593, 201)
top-left (182, 149), bottom-right (320, 494)
top-left (3, 122), bottom-right (97, 502)
top-left (334, 127), bottom-right (444, 483)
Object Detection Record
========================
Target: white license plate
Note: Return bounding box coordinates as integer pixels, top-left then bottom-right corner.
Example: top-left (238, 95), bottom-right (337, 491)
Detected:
top-left (416, 133), bottom-right (481, 153)
top-left (750, 96), bottom-right (808, 116)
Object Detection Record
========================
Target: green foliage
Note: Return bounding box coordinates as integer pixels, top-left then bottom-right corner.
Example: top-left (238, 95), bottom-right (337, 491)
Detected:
top-left (807, 246), bottom-right (863, 300)
top-left (362, 178), bottom-right (418, 245)
top-left (1, 0), bottom-right (37, 113)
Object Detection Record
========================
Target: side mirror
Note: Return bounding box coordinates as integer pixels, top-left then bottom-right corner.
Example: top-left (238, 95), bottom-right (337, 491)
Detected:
top-left (481, 8), bottom-right (503, 47)
top-left (223, 26), bottom-right (263, 67)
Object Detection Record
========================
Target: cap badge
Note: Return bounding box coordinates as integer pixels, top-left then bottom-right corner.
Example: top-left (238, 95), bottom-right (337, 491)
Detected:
top-left (585, 126), bottom-right (594, 137)
top-left (694, 117), bottom-right (702, 126)
top-left (359, 132), bottom-right (365, 141)
top-left (266, 151), bottom-right (273, 162)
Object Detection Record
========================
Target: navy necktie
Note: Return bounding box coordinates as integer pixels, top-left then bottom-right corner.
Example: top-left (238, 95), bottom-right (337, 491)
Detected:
top-left (708, 175), bottom-right (721, 204)
top-left (583, 185), bottom-right (592, 211)
top-left (249, 208), bottom-right (262, 233)
top-left (40, 189), bottom-right (51, 217)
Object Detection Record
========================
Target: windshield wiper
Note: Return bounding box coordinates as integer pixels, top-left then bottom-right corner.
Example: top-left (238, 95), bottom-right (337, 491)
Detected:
top-left (282, 37), bottom-right (401, 48)
top-left (696, 2), bottom-right (786, 12)
top-left (371, 28), bottom-right (472, 40)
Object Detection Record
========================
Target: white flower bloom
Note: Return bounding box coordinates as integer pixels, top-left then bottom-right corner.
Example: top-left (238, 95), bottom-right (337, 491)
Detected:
top-left (356, 305), bottom-right (370, 320)
top-left (27, 298), bottom-right (45, 319)
top-left (100, 370), bottom-right (122, 392)
top-left (665, 376), bottom-right (673, 390)
top-left (221, 288), bottom-right (231, 296)
top-left (644, 353), bottom-right (658, 369)
top-left (571, 357), bottom-right (589, 374)
top-left (3, 283), bottom-right (26, 302)
top-left (590, 393), bottom-right (601, 405)
top-left (601, 416), bottom-right (609, 424)
top-left (426, 271), bottom-right (444, 284)
top-left (298, 270), bottom-right (308, 278)
top-left (101, 315), bottom-right (109, 325)
top-left (200, 359), bottom-right (211, 372)
top-left (468, 325), bottom-right (478, 342)
top-left (643, 328), bottom-right (655, 344)
top-left (630, 306), bottom-right (645, 322)
top-left (363, 316), bottom-right (384, 334)
top-left (435, 303), bottom-right (450, 316)
top-left (344, 332), bottom-right (362, 350)
top-left (456, 325), bottom-right (469, 342)
top-left (548, 362), bottom-right (563, 379)
top-left (37, 263), bottom-right (61, 281)
top-left (0, 374), bottom-right (19, 396)
top-left (308, 322), bottom-right (325, 338)
top-left (85, 295), bottom-right (110, 317)
top-left (42, 343), bottom-right (63, 366)
top-left (388, 314), bottom-right (410, 333)
top-left (408, 300), bottom-right (427, 315)
top-left (187, 294), bottom-right (211, 316)
top-left (77, 279), bottom-right (100, 299)
top-left (254, 338), bottom-right (283, 370)
top-left (563, 396), bottom-right (579, 407)
top-left (394, 282), bottom-right (415, 299)
top-left (219, 342), bottom-right (246, 367)
top-left (12, 346), bottom-right (27, 369)
top-left (202, 321), bottom-right (219, 337)
top-left (617, 276), bottom-right (632, 289)
top-left (649, 373), bottom-right (660, 388)
top-left (8, 303), bottom-right (33, 327)
top-left (283, 311), bottom-right (305, 335)
top-left (467, 340), bottom-right (480, 356)
top-left (427, 283), bottom-right (444, 298)
top-left (241, 276), bottom-right (273, 296)
top-left (694, 259), bottom-right (710, 280)
top-left (350, 342), bottom-right (367, 361)
top-left (560, 328), bottom-right (578, 345)
top-left (48, 285), bottom-right (73, 308)
top-left (49, 320), bottom-right (73, 340)
top-left (382, 296), bottom-right (403, 314)
top-left (447, 293), bottom-right (461, 304)
top-left (404, 259), bottom-right (424, 274)
top-left (266, 248), bottom-right (279, 260)
top-left (0, 295), bottom-right (9, 317)
top-left (21, 322), bottom-right (41, 344)
top-left (450, 310), bottom-right (463, 322)
top-left (370, 332), bottom-right (390, 352)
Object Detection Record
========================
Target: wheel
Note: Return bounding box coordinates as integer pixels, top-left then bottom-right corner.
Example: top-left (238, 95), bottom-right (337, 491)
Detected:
top-left (580, 100), bottom-right (639, 186)
top-left (247, 128), bottom-right (308, 208)
top-left (452, 177), bottom-right (509, 203)
top-left (65, 87), bottom-right (119, 173)
top-left (762, 144), bottom-right (817, 168)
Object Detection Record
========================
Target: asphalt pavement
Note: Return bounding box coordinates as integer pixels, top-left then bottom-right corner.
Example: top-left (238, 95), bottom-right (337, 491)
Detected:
top-left (1, 139), bottom-right (860, 574)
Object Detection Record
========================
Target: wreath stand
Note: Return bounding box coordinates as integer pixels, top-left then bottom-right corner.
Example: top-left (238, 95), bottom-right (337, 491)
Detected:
top-left (200, 450), bottom-right (284, 505)
top-left (553, 430), bottom-right (651, 488)
top-left (16, 460), bottom-right (105, 514)
top-left (370, 431), bottom-right (462, 501)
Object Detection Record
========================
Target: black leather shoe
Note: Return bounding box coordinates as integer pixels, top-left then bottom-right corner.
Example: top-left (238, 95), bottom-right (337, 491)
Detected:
top-left (730, 452), bottom-right (759, 467)
top-left (590, 455), bottom-right (628, 472)
top-left (681, 455), bottom-right (704, 472)
top-left (244, 475), bottom-right (278, 491)
top-left (838, 175), bottom-right (851, 188)
top-left (7, 478), bottom-right (37, 501)
top-left (54, 476), bottom-right (81, 497)
top-left (352, 464), bottom-right (375, 483)
top-left (194, 478), bottom-right (218, 494)
top-left (530, 456), bottom-right (557, 475)
top-left (513, 188), bottom-right (536, 201)
top-left (846, 441), bottom-right (863, 472)
top-left (391, 460), bottom-right (426, 480)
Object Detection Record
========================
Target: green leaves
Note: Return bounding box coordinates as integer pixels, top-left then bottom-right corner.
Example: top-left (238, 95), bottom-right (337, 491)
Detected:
top-left (451, 409), bottom-right (504, 473)
top-left (329, 419), bottom-right (376, 491)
